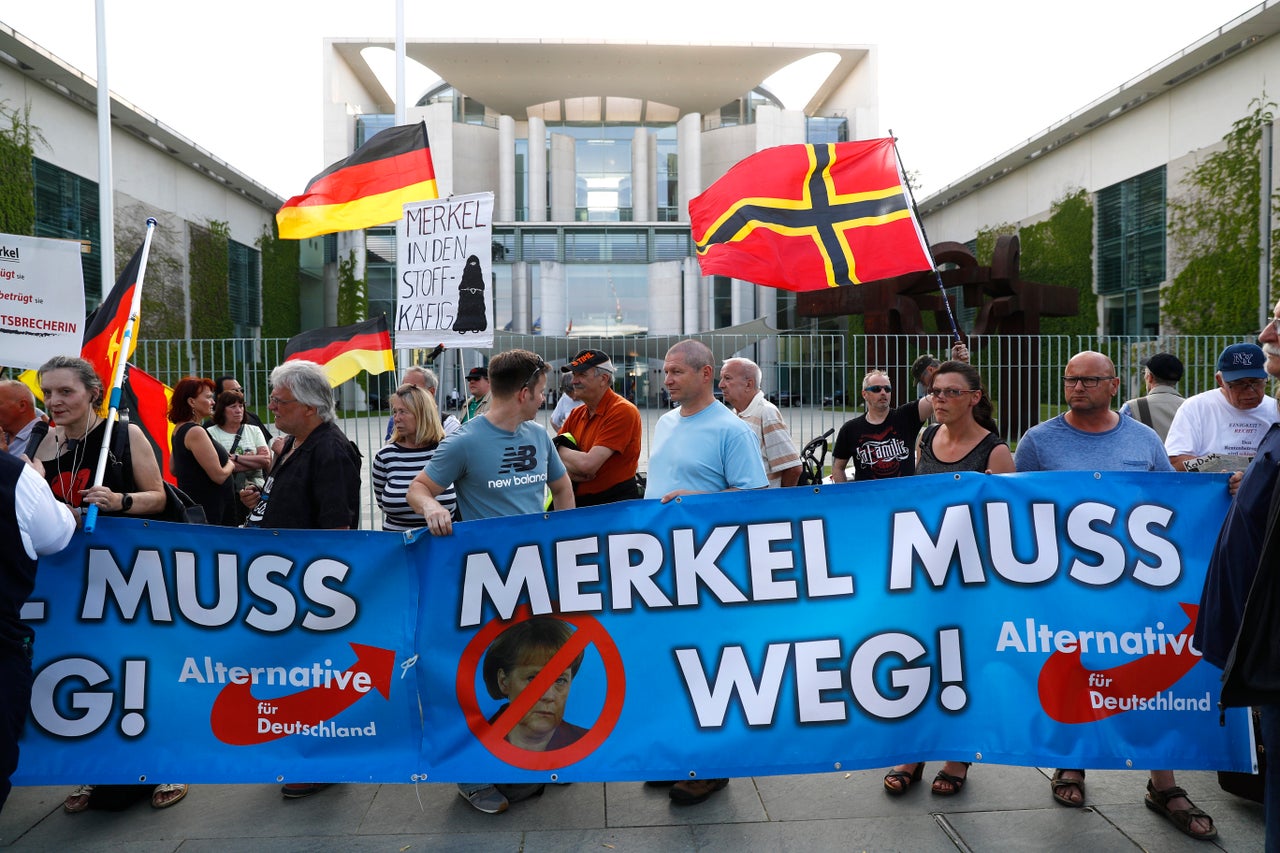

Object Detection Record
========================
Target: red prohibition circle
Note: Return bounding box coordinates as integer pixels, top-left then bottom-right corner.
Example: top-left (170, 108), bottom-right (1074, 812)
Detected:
top-left (455, 604), bottom-right (626, 770)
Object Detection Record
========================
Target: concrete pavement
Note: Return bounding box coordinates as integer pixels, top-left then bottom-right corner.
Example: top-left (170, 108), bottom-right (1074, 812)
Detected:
top-left (0, 767), bottom-right (1263, 851)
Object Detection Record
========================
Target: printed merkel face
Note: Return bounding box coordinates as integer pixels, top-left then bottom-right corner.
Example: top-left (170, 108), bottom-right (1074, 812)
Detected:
top-left (496, 661), bottom-right (574, 751)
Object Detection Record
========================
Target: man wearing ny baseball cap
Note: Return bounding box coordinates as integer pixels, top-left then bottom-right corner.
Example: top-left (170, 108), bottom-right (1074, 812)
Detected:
top-left (1165, 342), bottom-right (1280, 470)
top-left (554, 349), bottom-right (642, 505)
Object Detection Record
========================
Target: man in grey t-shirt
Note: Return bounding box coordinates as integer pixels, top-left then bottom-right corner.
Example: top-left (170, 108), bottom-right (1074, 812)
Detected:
top-left (1015, 350), bottom-right (1215, 840)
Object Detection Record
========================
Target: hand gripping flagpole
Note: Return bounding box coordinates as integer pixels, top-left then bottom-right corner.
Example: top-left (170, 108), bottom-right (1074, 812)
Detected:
top-left (889, 132), bottom-right (964, 347)
top-left (84, 217), bottom-right (157, 533)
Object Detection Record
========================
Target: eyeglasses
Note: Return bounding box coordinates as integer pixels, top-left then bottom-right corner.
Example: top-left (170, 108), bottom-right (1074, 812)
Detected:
top-left (523, 356), bottom-right (548, 390)
top-left (863, 385), bottom-right (892, 393)
top-left (1063, 376), bottom-right (1115, 388)
top-left (928, 387), bottom-right (976, 399)
top-left (268, 395), bottom-right (299, 407)
top-left (1226, 377), bottom-right (1267, 390)
top-left (1260, 317), bottom-right (1280, 336)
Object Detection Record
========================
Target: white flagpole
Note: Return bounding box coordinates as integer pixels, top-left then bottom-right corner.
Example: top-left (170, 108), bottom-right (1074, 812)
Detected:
top-left (95, 0), bottom-right (115, 306)
top-left (84, 217), bottom-right (158, 533)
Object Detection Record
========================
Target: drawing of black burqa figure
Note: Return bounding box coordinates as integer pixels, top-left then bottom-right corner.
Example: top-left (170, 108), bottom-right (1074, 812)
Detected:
top-left (452, 254), bottom-right (488, 334)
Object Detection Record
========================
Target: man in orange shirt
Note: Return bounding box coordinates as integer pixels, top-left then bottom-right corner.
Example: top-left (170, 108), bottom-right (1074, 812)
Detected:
top-left (555, 349), bottom-right (641, 506)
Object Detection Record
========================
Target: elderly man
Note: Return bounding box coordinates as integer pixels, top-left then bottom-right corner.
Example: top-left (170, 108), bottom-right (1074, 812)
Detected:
top-left (643, 340), bottom-right (766, 806)
top-left (719, 357), bottom-right (801, 488)
top-left (1165, 343), bottom-right (1280, 471)
top-left (1015, 350), bottom-right (1215, 840)
top-left (241, 361), bottom-right (360, 533)
top-left (0, 381), bottom-right (44, 458)
top-left (1196, 298), bottom-right (1280, 849)
top-left (240, 361), bottom-right (361, 800)
top-left (0, 452), bottom-right (75, 813)
top-left (555, 349), bottom-right (641, 506)
top-left (460, 366), bottom-right (491, 424)
top-left (408, 349), bottom-right (573, 814)
top-left (1118, 352), bottom-right (1186, 441)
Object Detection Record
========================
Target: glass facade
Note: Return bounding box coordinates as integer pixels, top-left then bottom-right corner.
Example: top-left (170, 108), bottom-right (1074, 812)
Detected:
top-left (1097, 166), bottom-right (1166, 336)
top-left (32, 158), bottom-right (102, 307)
top-left (228, 238), bottom-right (262, 337)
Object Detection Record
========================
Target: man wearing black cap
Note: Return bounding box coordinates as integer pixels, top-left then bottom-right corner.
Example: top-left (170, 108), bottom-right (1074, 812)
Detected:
top-left (554, 349), bottom-right (641, 506)
top-left (1118, 352), bottom-right (1185, 441)
top-left (1165, 343), bottom-right (1280, 471)
top-left (460, 366), bottom-right (491, 424)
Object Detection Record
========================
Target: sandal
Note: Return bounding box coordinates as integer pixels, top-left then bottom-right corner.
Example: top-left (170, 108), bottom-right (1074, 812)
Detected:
top-left (931, 762), bottom-right (971, 796)
top-left (151, 783), bottom-right (189, 809)
top-left (1050, 768), bottom-right (1086, 808)
top-left (62, 785), bottom-right (94, 814)
top-left (883, 763), bottom-right (924, 796)
top-left (1144, 781), bottom-right (1217, 840)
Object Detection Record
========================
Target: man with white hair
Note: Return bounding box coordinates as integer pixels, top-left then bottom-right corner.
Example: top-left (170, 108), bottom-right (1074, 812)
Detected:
top-left (718, 357), bottom-right (801, 488)
top-left (1165, 342), bottom-right (1280, 471)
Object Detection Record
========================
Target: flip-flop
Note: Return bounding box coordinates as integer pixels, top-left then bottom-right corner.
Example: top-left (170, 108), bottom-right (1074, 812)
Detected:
top-left (1050, 768), bottom-right (1086, 808)
top-left (151, 783), bottom-right (189, 809)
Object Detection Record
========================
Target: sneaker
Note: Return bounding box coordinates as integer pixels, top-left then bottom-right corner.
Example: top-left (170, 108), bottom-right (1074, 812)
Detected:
top-left (669, 777), bottom-right (729, 805)
top-left (281, 783), bottom-right (330, 799)
top-left (495, 782), bottom-right (545, 803)
top-left (457, 783), bottom-right (508, 814)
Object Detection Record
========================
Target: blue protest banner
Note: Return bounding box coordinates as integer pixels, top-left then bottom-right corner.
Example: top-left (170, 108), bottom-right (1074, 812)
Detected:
top-left (15, 519), bottom-right (420, 785)
top-left (417, 471), bottom-right (1254, 783)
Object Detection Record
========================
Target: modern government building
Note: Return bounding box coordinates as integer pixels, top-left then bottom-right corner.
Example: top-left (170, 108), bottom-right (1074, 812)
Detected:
top-left (4, 5), bottom-right (1280, 363)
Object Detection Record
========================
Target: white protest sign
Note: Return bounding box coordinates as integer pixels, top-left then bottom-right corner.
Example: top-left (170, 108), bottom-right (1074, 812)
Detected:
top-left (0, 234), bottom-right (85, 369)
top-left (396, 191), bottom-right (495, 349)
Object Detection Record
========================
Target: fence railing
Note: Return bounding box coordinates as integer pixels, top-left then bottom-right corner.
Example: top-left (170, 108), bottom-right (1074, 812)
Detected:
top-left (130, 332), bottom-right (1260, 529)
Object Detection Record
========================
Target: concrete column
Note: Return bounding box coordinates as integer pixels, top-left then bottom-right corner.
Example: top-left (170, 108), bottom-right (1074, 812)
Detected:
top-left (549, 133), bottom-right (576, 221)
top-left (647, 261), bottom-right (683, 335)
top-left (632, 128), bottom-right (649, 223)
top-left (498, 115), bottom-right (516, 221)
top-left (647, 133), bottom-right (659, 221)
top-left (511, 261), bottom-right (532, 334)
top-left (755, 283), bottom-right (778, 386)
top-left (527, 116), bottom-right (547, 222)
top-left (540, 261), bottom-right (567, 338)
top-left (677, 113), bottom-right (702, 222)
top-left (682, 257), bottom-right (701, 334)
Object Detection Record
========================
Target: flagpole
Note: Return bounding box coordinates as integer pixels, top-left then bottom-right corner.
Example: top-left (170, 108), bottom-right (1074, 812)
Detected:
top-left (889, 132), bottom-right (963, 346)
top-left (84, 217), bottom-right (157, 533)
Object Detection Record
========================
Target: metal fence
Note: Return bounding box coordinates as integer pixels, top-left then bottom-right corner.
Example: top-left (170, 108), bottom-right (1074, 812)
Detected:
top-left (131, 332), bottom-right (1259, 529)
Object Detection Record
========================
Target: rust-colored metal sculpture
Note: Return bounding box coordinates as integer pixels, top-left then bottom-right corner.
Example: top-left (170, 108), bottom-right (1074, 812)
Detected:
top-left (796, 235), bottom-right (1079, 437)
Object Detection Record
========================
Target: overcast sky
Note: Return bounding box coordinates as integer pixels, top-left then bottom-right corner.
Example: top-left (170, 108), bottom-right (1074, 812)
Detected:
top-left (0, 1), bottom-right (1264, 199)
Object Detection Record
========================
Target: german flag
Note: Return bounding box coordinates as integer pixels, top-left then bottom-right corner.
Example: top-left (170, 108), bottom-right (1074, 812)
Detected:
top-left (284, 316), bottom-right (396, 387)
top-left (120, 365), bottom-right (177, 485)
top-left (689, 139), bottom-right (933, 291)
top-left (81, 240), bottom-right (144, 398)
top-left (276, 122), bottom-right (438, 240)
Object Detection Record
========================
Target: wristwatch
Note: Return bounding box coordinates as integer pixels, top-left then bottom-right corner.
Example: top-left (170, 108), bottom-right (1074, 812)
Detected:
top-left (120, 493), bottom-right (133, 513)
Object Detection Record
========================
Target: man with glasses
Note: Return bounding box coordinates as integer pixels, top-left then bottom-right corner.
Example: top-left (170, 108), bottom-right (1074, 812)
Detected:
top-left (830, 343), bottom-right (968, 482)
top-left (460, 366), bottom-right (491, 424)
top-left (1014, 350), bottom-right (1215, 839)
top-left (1165, 343), bottom-right (1279, 471)
top-left (554, 349), bottom-right (641, 506)
top-left (407, 349), bottom-right (574, 815)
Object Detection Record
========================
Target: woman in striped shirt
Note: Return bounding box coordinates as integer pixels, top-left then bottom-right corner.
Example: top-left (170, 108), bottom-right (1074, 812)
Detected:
top-left (372, 384), bottom-right (456, 531)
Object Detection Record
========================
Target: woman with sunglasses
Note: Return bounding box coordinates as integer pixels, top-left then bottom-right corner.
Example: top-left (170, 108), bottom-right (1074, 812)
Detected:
top-left (883, 360), bottom-right (1012, 799)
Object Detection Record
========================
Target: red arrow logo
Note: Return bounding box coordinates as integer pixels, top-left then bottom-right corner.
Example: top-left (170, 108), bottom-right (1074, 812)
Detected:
top-left (1037, 603), bottom-right (1201, 724)
top-left (210, 643), bottom-right (395, 745)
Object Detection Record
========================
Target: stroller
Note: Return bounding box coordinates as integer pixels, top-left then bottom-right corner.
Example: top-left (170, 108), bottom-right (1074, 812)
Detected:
top-left (797, 428), bottom-right (834, 486)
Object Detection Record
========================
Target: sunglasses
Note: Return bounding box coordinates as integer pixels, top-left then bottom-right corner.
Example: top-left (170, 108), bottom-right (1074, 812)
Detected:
top-left (863, 385), bottom-right (892, 393)
top-left (523, 355), bottom-right (548, 390)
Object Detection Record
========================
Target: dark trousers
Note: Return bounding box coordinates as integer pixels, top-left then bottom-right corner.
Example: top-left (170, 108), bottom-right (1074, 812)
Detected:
top-left (0, 641), bottom-right (33, 814)
top-left (1262, 704), bottom-right (1280, 853)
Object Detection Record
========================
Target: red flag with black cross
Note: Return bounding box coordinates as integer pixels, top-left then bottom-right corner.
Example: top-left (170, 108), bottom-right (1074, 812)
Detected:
top-left (689, 139), bottom-right (934, 291)
top-left (283, 316), bottom-right (396, 387)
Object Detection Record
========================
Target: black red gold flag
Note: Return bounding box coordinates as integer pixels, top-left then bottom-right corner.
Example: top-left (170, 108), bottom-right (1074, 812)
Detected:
top-left (276, 122), bottom-right (438, 240)
top-left (81, 241), bottom-right (144, 394)
top-left (689, 139), bottom-right (934, 291)
top-left (120, 364), bottom-right (177, 485)
top-left (283, 316), bottom-right (396, 387)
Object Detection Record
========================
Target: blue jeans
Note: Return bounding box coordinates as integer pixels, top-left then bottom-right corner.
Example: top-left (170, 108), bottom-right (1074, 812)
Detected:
top-left (1261, 705), bottom-right (1280, 853)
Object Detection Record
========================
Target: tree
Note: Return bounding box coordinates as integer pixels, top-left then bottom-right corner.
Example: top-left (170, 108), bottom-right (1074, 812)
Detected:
top-left (1163, 98), bottom-right (1280, 334)
top-left (0, 101), bottom-right (42, 236)
top-left (336, 248), bottom-right (367, 326)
